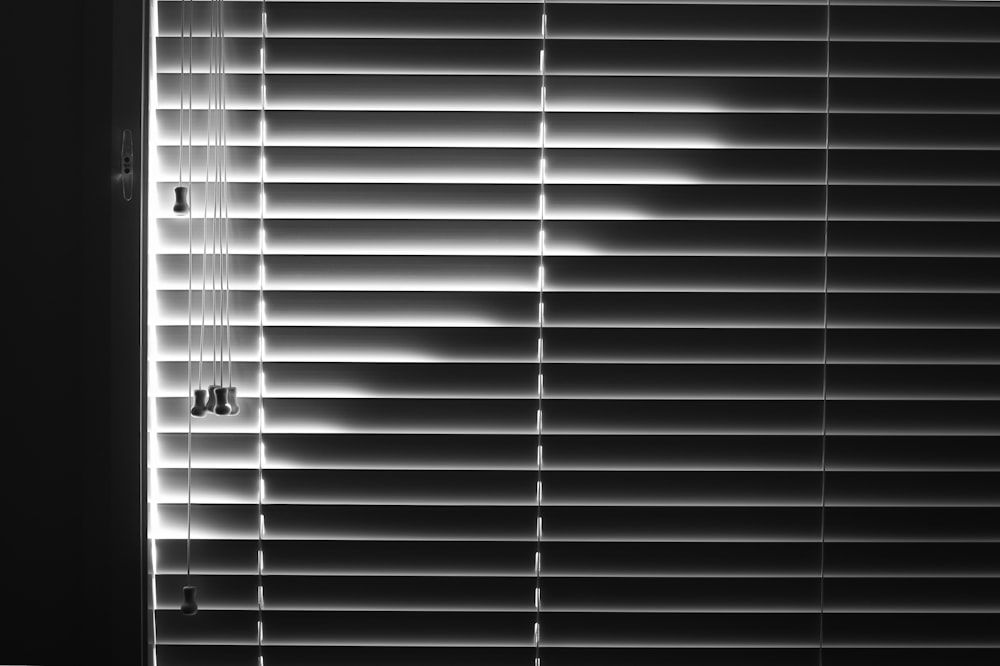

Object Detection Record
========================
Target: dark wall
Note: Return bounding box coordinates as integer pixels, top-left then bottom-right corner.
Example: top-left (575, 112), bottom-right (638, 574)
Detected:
top-left (2, 1), bottom-right (139, 663)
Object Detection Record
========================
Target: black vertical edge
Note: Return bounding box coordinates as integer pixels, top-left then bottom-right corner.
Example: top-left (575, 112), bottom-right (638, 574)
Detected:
top-left (1, 0), bottom-right (132, 663)
top-left (111, 0), bottom-right (147, 664)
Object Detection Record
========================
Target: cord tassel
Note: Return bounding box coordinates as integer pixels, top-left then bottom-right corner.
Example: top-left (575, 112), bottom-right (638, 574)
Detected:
top-left (213, 385), bottom-right (232, 415)
top-left (173, 186), bottom-right (190, 214)
top-left (191, 388), bottom-right (209, 417)
top-left (181, 585), bottom-right (198, 616)
top-left (228, 386), bottom-right (241, 416)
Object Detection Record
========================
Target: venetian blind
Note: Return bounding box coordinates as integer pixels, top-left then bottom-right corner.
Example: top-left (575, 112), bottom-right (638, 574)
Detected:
top-left (146, 1), bottom-right (1000, 665)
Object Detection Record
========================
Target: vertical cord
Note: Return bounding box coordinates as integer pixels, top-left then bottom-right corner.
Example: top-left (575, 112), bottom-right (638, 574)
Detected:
top-left (218, 0), bottom-right (233, 386)
top-left (258, 4), bottom-right (268, 664)
top-left (183, 0), bottom-right (194, 586)
top-left (186, 0), bottom-right (194, 246)
top-left (198, 135), bottom-right (210, 392)
top-left (534, 3), bottom-right (547, 665)
top-left (188, 0), bottom-right (194, 208)
top-left (210, 0), bottom-right (221, 390)
top-left (221, 0), bottom-right (233, 391)
top-left (207, 0), bottom-right (218, 390)
top-left (177, 0), bottom-right (185, 188)
top-left (215, 0), bottom-right (223, 389)
top-left (819, 0), bottom-right (831, 663)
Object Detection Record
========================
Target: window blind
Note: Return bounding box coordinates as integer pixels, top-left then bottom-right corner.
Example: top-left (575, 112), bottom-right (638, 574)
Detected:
top-left (146, 1), bottom-right (999, 666)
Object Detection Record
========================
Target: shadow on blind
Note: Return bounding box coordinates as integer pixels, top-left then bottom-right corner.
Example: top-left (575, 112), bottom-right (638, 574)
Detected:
top-left (147, 1), bottom-right (999, 665)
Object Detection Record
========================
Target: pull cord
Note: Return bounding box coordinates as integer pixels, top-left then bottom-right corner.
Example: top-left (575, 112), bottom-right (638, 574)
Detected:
top-left (181, 0), bottom-right (199, 616)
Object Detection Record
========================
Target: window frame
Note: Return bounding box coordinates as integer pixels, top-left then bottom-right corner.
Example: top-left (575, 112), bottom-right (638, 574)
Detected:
top-left (112, 0), bottom-right (150, 663)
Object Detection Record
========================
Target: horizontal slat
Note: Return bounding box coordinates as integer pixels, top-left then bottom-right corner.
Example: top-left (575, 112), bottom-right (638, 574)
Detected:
top-left (153, 468), bottom-right (260, 503)
top-left (152, 609), bottom-right (997, 646)
top-left (831, 42), bottom-right (1000, 77)
top-left (252, 470), bottom-right (821, 506)
top-left (161, 147), bottom-right (854, 185)
top-left (152, 183), bottom-right (1000, 220)
top-left (831, 114), bottom-right (1000, 149)
top-left (217, 39), bottom-right (832, 76)
top-left (156, 76), bottom-right (1000, 113)
top-left (256, 505), bottom-right (822, 541)
top-left (153, 609), bottom-right (258, 645)
top-left (155, 397), bottom-right (827, 434)
top-left (247, 576), bottom-right (825, 612)
top-left (151, 539), bottom-right (1000, 578)
top-left (546, 3), bottom-right (826, 41)
top-left (155, 110), bottom-right (1000, 149)
top-left (151, 469), bottom-right (999, 507)
top-left (155, 74), bottom-right (832, 112)
top-left (154, 219), bottom-right (839, 256)
top-left (160, 1), bottom-right (543, 40)
top-left (141, 575), bottom-right (996, 613)
top-left (833, 5), bottom-right (1000, 42)
top-left (153, 291), bottom-right (1000, 327)
top-left (154, 362), bottom-right (829, 397)
top-left (153, 505), bottom-right (260, 540)
top-left (150, 360), bottom-right (1000, 400)
top-left (245, 610), bottom-right (817, 646)
top-left (154, 434), bottom-right (821, 471)
top-left (155, 575), bottom-right (260, 610)
top-left (154, 291), bottom-right (840, 327)
top-left (151, 434), bottom-right (1000, 472)
top-left (157, 0), bottom-right (1000, 42)
top-left (153, 538), bottom-right (260, 574)
top-left (157, 146), bottom-right (999, 185)
top-left (262, 541), bottom-right (821, 578)
top-left (233, 646), bottom-right (999, 666)
top-left (155, 2), bottom-right (1000, 43)
top-left (150, 327), bottom-right (1000, 364)
top-left (146, 326), bottom-right (999, 363)
top-left (255, 505), bottom-right (1000, 541)
top-left (825, 436), bottom-right (1000, 471)
top-left (152, 255), bottom-right (1000, 291)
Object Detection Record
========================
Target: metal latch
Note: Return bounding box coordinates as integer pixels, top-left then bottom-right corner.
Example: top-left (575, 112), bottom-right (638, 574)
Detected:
top-left (121, 129), bottom-right (134, 202)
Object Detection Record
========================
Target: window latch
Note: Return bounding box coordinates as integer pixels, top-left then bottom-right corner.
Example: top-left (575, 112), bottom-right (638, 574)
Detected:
top-left (121, 129), bottom-right (134, 202)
